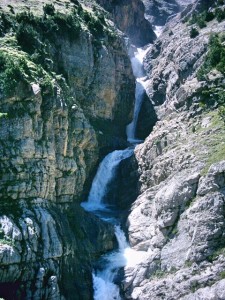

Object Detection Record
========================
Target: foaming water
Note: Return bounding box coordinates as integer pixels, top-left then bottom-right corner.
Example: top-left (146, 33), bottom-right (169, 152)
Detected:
top-left (81, 42), bottom-right (149, 300)
top-left (93, 226), bottom-right (148, 300)
top-left (81, 149), bottom-right (133, 212)
top-left (153, 25), bottom-right (163, 37)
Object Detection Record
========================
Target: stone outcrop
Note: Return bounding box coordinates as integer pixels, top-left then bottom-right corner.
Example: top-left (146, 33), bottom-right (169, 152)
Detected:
top-left (122, 1), bottom-right (225, 298)
top-left (140, 0), bottom-right (196, 26)
top-left (95, 0), bottom-right (156, 46)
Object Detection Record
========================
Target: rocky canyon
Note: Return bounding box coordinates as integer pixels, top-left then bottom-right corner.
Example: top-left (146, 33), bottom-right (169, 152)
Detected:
top-left (0, 0), bottom-right (224, 299)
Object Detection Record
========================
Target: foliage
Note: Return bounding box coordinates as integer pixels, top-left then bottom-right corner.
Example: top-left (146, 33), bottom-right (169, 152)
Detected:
top-left (187, 5), bottom-right (225, 28)
top-left (197, 18), bottom-right (206, 28)
top-left (0, 48), bottom-right (54, 97)
top-left (43, 4), bottom-right (56, 16)
top-left (218, 105), bottom-right (225, 123)
top-left (16, 23), bottom-right (41, 54)
top-left (215, 7), bottom-right (225, 22)
top-left (197, 34), bottom-right (225, 80)
top-left (0, 50), bottom-right (31, 95)
top-left (0, 12), bottom-right (15, 37)
top-left (205, 11), bottom-right (215, 22)
top-left (0, 229), bottom-right (14, 247)
top-left (190, 27), bottom-right (199, 38)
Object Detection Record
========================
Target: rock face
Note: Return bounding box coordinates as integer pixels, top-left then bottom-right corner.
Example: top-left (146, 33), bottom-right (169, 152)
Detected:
top-left (140, 0), bottom-right (196, 26)
top-left (122, 1), bottom-right (225, 299)
top-left (0, 2), bottom-right (134, 299)
top-left (96, 0), bottom-right (156, 46)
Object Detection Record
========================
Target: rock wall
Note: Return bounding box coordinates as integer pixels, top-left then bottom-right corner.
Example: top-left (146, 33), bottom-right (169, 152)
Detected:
top-left (141, 0), bottom-right (195, 26)
top-left (95, 0), bottom-right (156, 46)
top-left (123, 1), bottom-right (225, 299)
top-left (0, 2), bottom-right (134, 299)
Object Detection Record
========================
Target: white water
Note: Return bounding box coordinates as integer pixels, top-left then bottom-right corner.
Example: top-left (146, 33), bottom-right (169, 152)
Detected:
top-left (153, 25), bottom-right (163, 38)
top-left (126, 47), bottom-right (149, 143)
top-left (81, 149), bottom-right (133, 212)
top-left (93, 226), bottom-right (148, 300)
top-left (81, 40), bottom-right (149, 300)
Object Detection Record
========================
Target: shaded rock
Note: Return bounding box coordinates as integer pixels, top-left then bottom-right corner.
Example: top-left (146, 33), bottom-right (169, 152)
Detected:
top-left (96, 0), bottom-right (156, 46)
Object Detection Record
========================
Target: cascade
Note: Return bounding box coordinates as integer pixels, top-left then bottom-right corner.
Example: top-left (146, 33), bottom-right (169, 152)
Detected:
top-left (81, 149), bottom-right (133, 213)
top-left (126, 47), bottom-right (149, 144)
top-left (81, 43), bottom-right (150, 300)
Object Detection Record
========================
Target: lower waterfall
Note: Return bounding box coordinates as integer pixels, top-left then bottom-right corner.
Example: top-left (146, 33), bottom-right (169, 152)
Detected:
top-left (81, 148), bottom-right (147, 300)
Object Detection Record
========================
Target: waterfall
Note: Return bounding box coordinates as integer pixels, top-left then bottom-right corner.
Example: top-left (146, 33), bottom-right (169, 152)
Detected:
top-left (81, 149), bottom-right (133, 212)
top-left (81, 146), bottom-right (148, 300)
top-left (81, 39), bottom-right (149, 300)
top-left (153, 25), bottom-right (163, 37)
top-left (126, 47), bottom-right (149, 143)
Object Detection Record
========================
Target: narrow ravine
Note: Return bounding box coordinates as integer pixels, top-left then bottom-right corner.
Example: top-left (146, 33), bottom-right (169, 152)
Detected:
top-left (81, 43), bottom-right (150, 300)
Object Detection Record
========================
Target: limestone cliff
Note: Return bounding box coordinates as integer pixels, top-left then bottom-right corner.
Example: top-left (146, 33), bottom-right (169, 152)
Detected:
top-left (123, 0), bottom-right (225, 299)
top-left (0, 1), bottom-right (134, 298)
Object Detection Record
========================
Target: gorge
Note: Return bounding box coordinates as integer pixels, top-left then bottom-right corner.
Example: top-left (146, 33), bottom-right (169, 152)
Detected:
top-left (0, 0), bottom-right (225, 299)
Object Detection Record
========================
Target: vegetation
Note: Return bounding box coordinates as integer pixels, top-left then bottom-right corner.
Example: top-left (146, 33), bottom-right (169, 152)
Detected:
top-left (0, 47), bottom-right (54, 97)
top-left (186, 3), bottom-right (225, 28)
top-left (0, 229), bottom-right (14, 247)
top-left (190, 27), bottom-right (199, 38)
top-left (198, 34), bottom-right (225, 78)
top-left (195, 35), bottom-right (225, 122)
top-left (0, 1), bottom-right (115, 100)
top-left (208, 246), bottom-right (225, 262)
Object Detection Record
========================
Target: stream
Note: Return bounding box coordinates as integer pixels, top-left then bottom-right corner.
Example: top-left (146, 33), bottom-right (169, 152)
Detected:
top-left (81, 45), bottom-right (149, 300)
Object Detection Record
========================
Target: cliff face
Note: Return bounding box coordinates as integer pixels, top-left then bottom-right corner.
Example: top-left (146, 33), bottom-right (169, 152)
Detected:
top-left (141, 0), bottom-right (195, 25)
top-left (95, 0), bottom-right (156, 46)
top-left (123, 1), bottom-right (225, 298)
top-left (0, 2), bottom-right (134, 299)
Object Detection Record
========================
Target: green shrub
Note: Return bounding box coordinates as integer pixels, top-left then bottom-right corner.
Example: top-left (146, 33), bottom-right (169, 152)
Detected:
top-left (16, 23), bottom-right (40, 54)
top-left (197, 34), bottom-right (225, 80)
top-left (205, 11), bottom-right (215, 22)
top-left (15, 11), bottom-right (37, 26)
top-left (190, 27), bottom-right (199, 38)
top-left (218, 105), bottom-right (225, 122)
top-left (0, 51), bottom-right (31, 96)
top-left (0, 12), bottom-right (15, 36)
top-left (215, 8), bottom-right (225, 22)
top-left (43, 4), bottom-right (55, 16)
top-left (197, 18), bottom-right (206, 28)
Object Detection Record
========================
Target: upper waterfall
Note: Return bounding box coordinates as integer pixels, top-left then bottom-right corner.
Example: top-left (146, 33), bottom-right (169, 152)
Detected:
top-left (126, 46), bottom-right (149, 143)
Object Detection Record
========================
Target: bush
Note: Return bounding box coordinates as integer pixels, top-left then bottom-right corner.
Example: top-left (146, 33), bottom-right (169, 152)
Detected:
top-left (16, 23), bottom-right (40, 54)
top-left (197, 18), bottom-right (206, 28)
top-left (197, 34), bottom-right (225, 80)
top-left (205, 11), bottom-right (215, 22)
top-left (190, 27), bottom-right (199, 38)
top-left (43, 4), bottom-right (55, 16)
top-left (0, 51), bottom-right (32, 96)
top-left (215, 8), bottom-right (225, 22)
top-left (218, 105), bottom-right (225, 123)
top-left (0, 12), bottom-right (15, 36)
